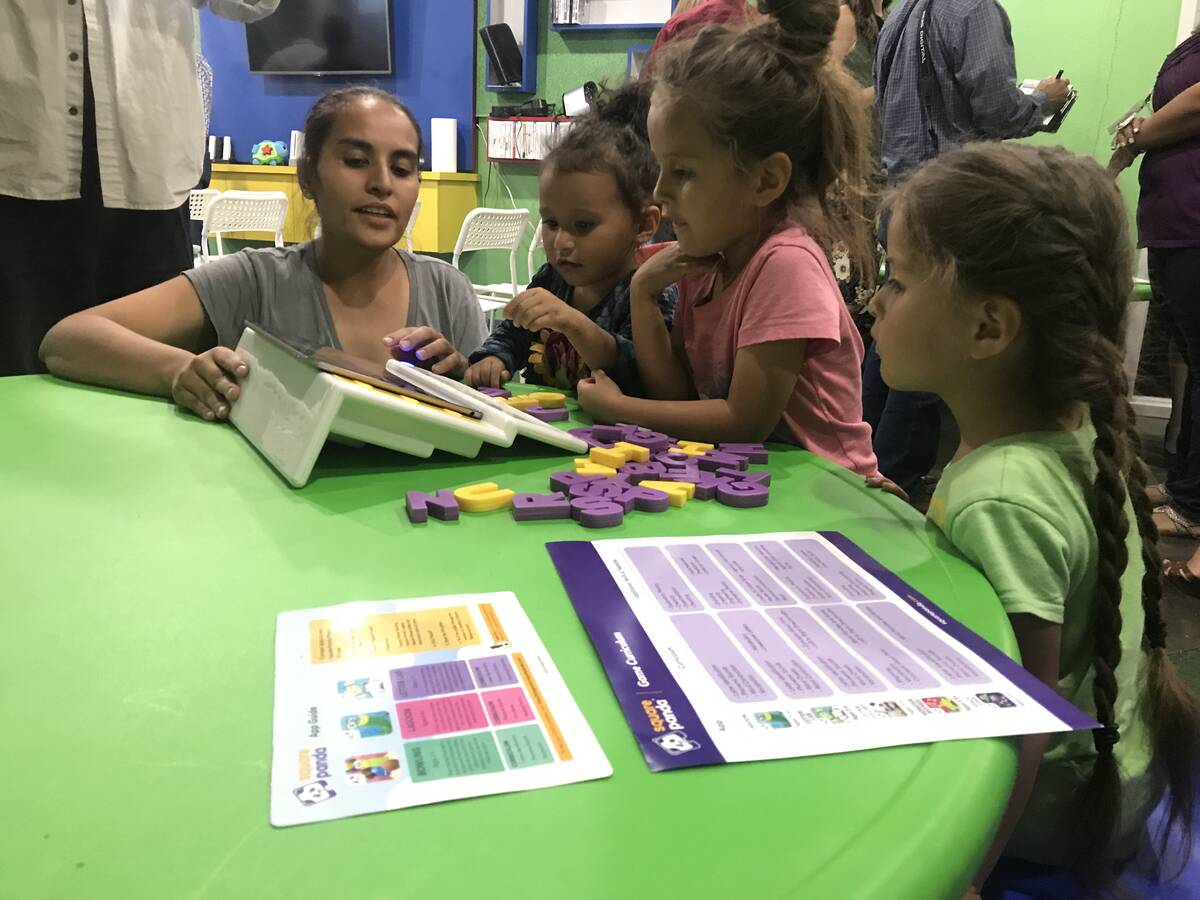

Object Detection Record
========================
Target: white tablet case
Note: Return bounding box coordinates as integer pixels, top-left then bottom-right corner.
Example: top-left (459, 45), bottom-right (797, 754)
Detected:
top-left (229, 325), bottom-right (585, 487)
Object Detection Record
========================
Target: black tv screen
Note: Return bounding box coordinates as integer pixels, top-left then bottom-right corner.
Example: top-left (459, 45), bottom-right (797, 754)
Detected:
top-left (246, 0), bottom-right (392, 75)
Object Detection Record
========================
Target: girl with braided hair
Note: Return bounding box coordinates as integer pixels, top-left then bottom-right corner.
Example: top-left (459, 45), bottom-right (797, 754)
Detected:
top-left (869, 141), bottom-right (1200, 897)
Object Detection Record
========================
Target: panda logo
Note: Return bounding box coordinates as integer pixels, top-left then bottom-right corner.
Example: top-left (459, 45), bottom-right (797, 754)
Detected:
top-left (652, 732), bottom-right (701, 756)
top-left (292, 780), bottom-right (337, 806)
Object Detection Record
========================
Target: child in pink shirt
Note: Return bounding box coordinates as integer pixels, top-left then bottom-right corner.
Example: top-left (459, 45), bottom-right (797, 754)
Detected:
top-left (577, 0), bottom-right (879, 476)
top-left (673, 219), bottom-right (876, 474)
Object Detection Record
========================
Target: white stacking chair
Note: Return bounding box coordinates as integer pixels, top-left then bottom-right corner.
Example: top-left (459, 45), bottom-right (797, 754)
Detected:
top-left (402, 196), bottom-right (421, 253)
top-left (527, 219), bottom-right (545, 283)
top-left (451, 207), bottom-right (529, 324)
top-left (188, 189), bottom-right (220, 265)
top-left (200, 190), bottom-right (288, 262)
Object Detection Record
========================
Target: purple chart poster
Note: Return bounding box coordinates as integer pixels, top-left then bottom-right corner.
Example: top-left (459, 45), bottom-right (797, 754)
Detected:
top-left (548, 533), bottom-right (1095, 772)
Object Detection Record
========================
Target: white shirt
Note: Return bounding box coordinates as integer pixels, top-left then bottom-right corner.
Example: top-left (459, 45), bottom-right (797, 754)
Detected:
top-left (0, 0), bottom-right (278, 210)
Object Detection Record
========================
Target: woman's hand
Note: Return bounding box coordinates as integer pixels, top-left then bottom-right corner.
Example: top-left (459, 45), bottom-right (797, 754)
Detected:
top-left (504, 288), bottom-right (585, 335)
top-left (384, 326), bottom-right (467, 378)
top-left (631, 242), bottom-right (720, 299)
top-left (1112, 115), bottom-right (1144, 150)
top-left (575, 369), bottom-right (627, 422)
top-left (169, 347), bottom-right (248, 421)
top-left (464, 355), bottom-right (511, 388)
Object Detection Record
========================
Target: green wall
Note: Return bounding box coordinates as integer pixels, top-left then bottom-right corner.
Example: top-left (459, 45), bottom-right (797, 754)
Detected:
top-left (466, 0), bottom-right (1183, 283)
top-left (468, 7), bottom-right (642, 284)
top-left (1007, 0), bottom-right (1181, 235)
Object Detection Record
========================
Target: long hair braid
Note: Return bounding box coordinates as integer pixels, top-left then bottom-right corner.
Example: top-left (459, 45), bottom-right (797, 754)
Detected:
top-left (894, 142), bottom-right (1200, 882)
top-left (1124, 405), bottom-right (1199, 867)
top-left (1072, 342), bottom-right (1130, 875)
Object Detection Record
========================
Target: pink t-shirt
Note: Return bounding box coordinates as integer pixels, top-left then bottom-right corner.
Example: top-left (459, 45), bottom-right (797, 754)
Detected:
top-left (674, 219), bottom-right (878, 476)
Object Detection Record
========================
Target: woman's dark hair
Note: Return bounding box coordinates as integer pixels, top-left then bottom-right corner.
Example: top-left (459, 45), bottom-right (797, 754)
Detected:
top-left (295, 86), bottom-right (423, 198)
top-left (894, 142), bottom-right (1200, 886)
top-left (652, 0), bottom-right (875, 279)
top-left (541, 80), bottom-right (658, 218)
top-left (844, 0), bottom-right (880, 45)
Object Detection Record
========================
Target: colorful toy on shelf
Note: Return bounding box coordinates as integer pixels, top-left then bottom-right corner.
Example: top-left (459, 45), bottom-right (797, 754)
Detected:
top-left (251, 140), bottom-right (288, 165)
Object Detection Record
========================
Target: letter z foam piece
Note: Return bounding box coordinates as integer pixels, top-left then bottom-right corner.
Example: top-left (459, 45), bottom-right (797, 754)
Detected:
top-left (511, 492), bottom-right (572, 521)
top-left (716, 479), bottom-right (770, 508)
top-left (405, 489), bottom-right (460, 523)
top-left (639, 480), bottom-right (694, 507)
top-left (453, 483), bottom-right (515, 512)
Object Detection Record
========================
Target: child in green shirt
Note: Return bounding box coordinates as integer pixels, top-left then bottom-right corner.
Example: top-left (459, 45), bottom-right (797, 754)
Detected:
top-left (868, 143), bottom-right (1200, 896)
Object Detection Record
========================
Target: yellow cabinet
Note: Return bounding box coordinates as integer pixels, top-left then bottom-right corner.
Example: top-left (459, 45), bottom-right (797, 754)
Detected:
top-left (209, 164), bottom-right (479, 253)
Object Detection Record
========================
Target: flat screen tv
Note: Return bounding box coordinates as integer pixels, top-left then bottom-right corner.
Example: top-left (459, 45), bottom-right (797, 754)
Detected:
top-left (245, 0), bottom-right (393, 75)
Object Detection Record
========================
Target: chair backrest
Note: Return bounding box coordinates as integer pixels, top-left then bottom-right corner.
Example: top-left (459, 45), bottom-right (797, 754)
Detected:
top-left (188, 188), bottom-right (220, 223)
top-left (451, 207), bottom-right (529, 295)
top-left (403, 197), bottom-right (421, 253)
top-left (527, 219), bottom-right (545, 283)
top-left (201, 190), bottom-right (288, 259)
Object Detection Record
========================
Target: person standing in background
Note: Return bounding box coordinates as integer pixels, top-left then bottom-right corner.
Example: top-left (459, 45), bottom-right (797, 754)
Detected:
top-left (830, 0), bottom-right (886, 344)
top-left (645, 0), bottom-right (755, 67)
top-left (0, 0), bottom-right (279, 377)
top-left (837, 0), bottom-right (885, 101)
top-left (863, 0), bottom-right (1071, 498)
top-left (1109, 27), bottom-right (1200, 586)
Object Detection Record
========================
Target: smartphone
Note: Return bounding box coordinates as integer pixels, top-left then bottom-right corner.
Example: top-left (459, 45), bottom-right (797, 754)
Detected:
top-left (246, 323), bottom-right (481, 419)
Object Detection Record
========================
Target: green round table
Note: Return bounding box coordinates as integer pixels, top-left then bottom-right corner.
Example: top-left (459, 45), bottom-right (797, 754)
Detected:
top-left (0, 376), bottom-right (1016, 900)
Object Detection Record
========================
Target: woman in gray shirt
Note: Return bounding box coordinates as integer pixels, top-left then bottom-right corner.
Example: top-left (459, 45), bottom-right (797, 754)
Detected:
top-left (40, 87), bottom-right (486, 422)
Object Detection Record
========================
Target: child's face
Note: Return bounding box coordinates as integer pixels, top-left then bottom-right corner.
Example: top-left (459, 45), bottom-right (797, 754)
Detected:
top-left (869, 208), bottom-right (976, 393)
top-left (539, 167), bottom-right (643, 289)
top-left (647, 91), bottom-right (761, 259)
top-left (309, 98), bottom-right (420, 251)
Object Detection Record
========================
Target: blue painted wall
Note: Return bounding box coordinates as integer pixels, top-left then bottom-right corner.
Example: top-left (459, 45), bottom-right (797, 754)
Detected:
top-left (199, 1), bottom-right (477, 170)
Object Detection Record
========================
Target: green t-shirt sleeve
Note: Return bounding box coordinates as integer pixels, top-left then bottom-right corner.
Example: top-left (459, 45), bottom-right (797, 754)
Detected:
top-left (947, 499), bottom-right (1071, 625)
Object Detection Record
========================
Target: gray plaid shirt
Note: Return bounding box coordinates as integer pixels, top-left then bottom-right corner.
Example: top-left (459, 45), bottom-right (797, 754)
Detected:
top-left (875, 0), bottom-right (1048, 182)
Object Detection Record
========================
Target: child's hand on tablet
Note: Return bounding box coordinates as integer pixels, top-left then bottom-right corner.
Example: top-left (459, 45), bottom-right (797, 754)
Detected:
top-left (384, 326), bottom-right (467, 378)
top-left (170, 347), bottom-right (248, 421)
top-left (464, 355), bottom-right (511, 388)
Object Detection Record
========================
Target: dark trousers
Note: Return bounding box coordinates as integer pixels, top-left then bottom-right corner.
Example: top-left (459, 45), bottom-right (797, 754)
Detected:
top-left (861, 205), bottom-right (944, 494)
top-left (862, 343), bottom-right (943, 494)
top-left (0, 45), bottom-right (192, 376)
top-left (1155, 247), bottom-right (1200, 519)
